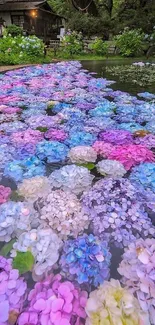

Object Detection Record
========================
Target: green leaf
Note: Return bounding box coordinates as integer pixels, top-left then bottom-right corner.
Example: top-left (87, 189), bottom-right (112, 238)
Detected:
top-left (0, 239), bottom-right (16, 257)
top-left (76, 163), bottom-right (95, 170)
top-left (13, 251), bottom-right (35, 275)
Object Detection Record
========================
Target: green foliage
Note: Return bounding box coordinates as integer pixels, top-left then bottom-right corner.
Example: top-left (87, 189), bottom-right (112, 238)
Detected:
top-left (13, 251), bottom-right (35, 274)
top-left (77, 163), bottom-right (95, 170)
top-left (89, 37), bottom-right (108, 55)
top-left (61, 30), bottom-right (84, 56)
top-left (0, 35), bottom-right (44, 65)
top-left (115, 28), bottom-right (144, 56)
top-left (6, 24), bottom-right (22, 37)
top-left (0, 239), bottom-right (16, 257)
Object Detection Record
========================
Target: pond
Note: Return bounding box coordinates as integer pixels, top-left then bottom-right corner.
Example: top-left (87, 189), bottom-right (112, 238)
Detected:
top-left (82, 58), bottom-right (155, 94)
top-left (0, 60), bottom-right (154, 325)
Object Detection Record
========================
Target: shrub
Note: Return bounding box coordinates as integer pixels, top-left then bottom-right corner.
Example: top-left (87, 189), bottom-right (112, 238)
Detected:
top-left (0, 35), bottom-right (44, 64)
top-left (89, 37), bottom-right (108, 56)
top-left (115, 28), bottom-right (144, 57)
top-left (61, 30), bottom-right (84, 56)
top-left (6, 24), bottom-right (22, 37)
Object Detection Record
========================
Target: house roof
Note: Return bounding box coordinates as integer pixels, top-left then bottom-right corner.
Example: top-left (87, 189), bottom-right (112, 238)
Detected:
top-left (0, 0), bottom-right (63, 17)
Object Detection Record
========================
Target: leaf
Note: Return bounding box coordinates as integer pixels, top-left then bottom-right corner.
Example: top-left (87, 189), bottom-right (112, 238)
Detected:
top-left (76, 163), bottom-right (95, 170)
top-left (13, 251), bottom-right (35, 274)
top-left (0, 239), bottom-right (16, 257)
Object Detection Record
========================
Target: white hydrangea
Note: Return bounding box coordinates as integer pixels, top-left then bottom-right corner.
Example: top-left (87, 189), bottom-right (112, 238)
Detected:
top-left (49, 164), bottom-right (94, 195)
top-left (34, 190), bottom-right (90, 240)
top-left (97, 159), bottom-right (126, 177)
top-left (17, 176), bottom-right (51, 201)
top-left (68, 146), bottom-right (97, 163)
top-left (11, 228), bottom-right (62, 279)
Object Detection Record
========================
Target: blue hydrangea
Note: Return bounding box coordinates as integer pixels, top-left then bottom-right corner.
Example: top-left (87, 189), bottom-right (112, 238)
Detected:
top-left (60, 234), bottom-right (111, 288)
top-left (36, 140), bottom-right (69, 163)
top-left (130, 163), bottom-right (155, 193)
top-left (65, 131), bottom-right (96, 148)
top-left (4, 156), bottom-right (45, 183)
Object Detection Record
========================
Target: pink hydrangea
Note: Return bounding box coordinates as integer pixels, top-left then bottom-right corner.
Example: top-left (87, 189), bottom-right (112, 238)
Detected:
top-left (11, 129), bottom-right (44, 146)
top-left (107, 144), bottom-right (154, 170)
top-left (3, 107), bottom-right (21, 114)
top-left (0, 185), bottom-right (11, 204)
top-left (18, 274), bottom-right (88, 325)
top-left (92, 141), bottom-right (114, 157)
top-left (0, 256), bottom-right (27, 325)
top-left (45, 128), bottom-right (68, 142)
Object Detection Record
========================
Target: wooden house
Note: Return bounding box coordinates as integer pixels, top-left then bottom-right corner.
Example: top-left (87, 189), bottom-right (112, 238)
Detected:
top-left (0, 0), bottom-right (64, 41)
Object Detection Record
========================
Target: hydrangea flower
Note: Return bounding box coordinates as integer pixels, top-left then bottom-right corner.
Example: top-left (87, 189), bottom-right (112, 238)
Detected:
top-left (82, 178), bottom-right (154, 247)
top-left (36, 140), bottom-right (69, 163)
top-left (26, 114), bottom-right (61, 129)
top-left (85, 279), bottom-right (150, 325)
top-left (44, 128), bottom-right (68, 142)
top-left (34, 190), bottom-right (89, 240)
top-left (60, 234), bottom-right (111, 287)
top-left (4, 156), bottom-right (45, 183)
top-left (130, 163), bottom-right (155, 193)
top-left (134, 134), bottom-right (155, 148)
top-left (92, 141), bottom-right (114, 157)
top-left (65, 131), bottom-right (96, 148)
top-left (68, 146), bottom-right (97, 163)
top-left (49, 165), bottom-right (94, 195)
top-left (18, 274), bottom-right (88, 325)
top-left (17, 176), bottom-right (51, 201)
top-left (146, 120), bottom-right (155, 133)
top-left (117, 122), bottom-right (145, 133)
top-left (0, 121), bottom-right (27, 134)
top-left (0, 256), bottom-right (27, 325)
top-left (118, 238), bottom-right (155, 324)
top-left (11, 128), bottom-right (44, 145)
top-left (11, 228), bottom-right (62, 279)
top-left (97, 159), bottom-right (126, 177)
top-left (99, 129), bottom-right (133, 145)
top-left (107, 144), bottom-right (154, 170)
top-left (0, 144), bottom-right (16, 168)
top-left (0, 185), bottom-right (11, 204)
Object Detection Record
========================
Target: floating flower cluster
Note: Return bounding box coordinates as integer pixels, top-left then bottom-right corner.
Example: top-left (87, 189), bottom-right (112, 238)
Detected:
top-left (11, 128), bottom-right (44, 146)
top-left (68, 146), bottom-right (97, 163)
top-left (107, 144), bottom-right (154, 170)
top-left (93, 141), bottom-right (114, 157)
top-left (36, 140), bottom-right (69, 163)
top-left (85, 279), bottom-right (150, 325)
top-left (99, 129), bottom-right (133, 145)
top-left (82, 178), bottom-right (155, 247)
top-left (118, 238), bottom-right (155, 324)
top-left (0, 256), bottom-right (27, 325)
top-left (60, 234), bottom-right (111, 287)
top-left (4, 156), bottom-right (45, 182)
top-left (17, 176), bottom-right (51, 201)
top-left (35, 190), bottom-right (89, 239)
top-left (0, 201), bottom-right (34, 242)
top-left (12, 228), bottom-right (62, 279)
top-left (97, 159), bottom-right (126, 177)
top-left (134, 134), bottom-right (155, 148)
top-left (65, 131), bottom-right (96, 148)
top-left (49, 165), bottom-right (94, 195)
top-left (130, 163), bottom-right (155, 193)
top-left (18, 274), bottom-right (88, 325)
top-left (0, 185), bottom-right (11, 204)
top-left (45, 128), bottom-right (68, 142)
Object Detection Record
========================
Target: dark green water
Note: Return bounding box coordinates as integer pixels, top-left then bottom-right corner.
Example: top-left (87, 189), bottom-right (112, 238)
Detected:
top-left (82, 59), bottom-right (155, 95)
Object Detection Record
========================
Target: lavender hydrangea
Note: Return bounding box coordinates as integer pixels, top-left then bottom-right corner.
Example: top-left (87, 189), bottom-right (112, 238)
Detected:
top-left (60, 234), bottom-right (111, 288)
top-left (118, 238), bottom-right (155, 324)
top-left (99, 129), bottom-right (133, 145)
top-left (81, 178), bottom-right (155, 247)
